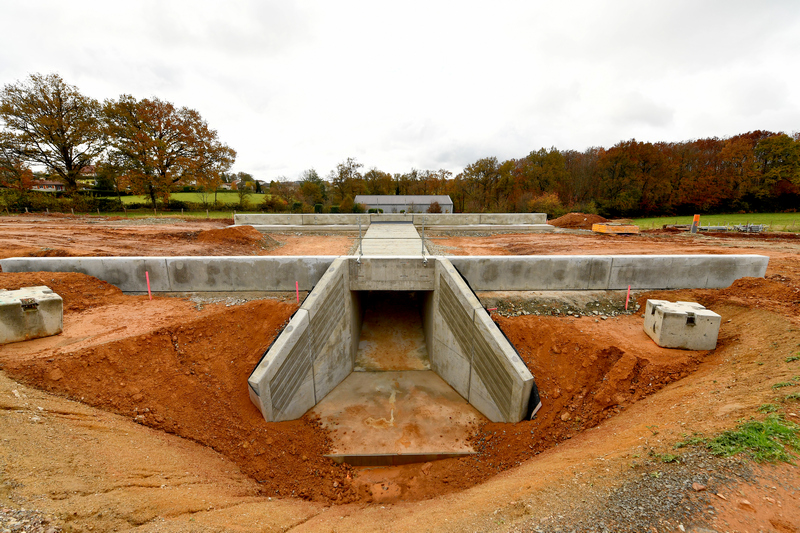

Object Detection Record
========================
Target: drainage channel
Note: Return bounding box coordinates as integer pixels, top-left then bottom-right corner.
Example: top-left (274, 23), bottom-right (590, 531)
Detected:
top-left (248, 256), bottom-right (540, 466)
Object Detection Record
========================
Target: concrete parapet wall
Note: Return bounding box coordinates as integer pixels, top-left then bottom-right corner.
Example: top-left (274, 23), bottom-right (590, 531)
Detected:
top-left (432, 258), bottom-right (536, 423)
top-left (249, 258), bottom-right (355, 422)
top-left (449, 254), bottom-right (769, 291)
top-left (0, 256), bottom-right (338, 292)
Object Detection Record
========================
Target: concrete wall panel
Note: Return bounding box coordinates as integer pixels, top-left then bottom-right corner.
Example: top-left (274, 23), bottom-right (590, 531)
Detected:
top-left (479, 213), bottom-right (547, 225)
top-left (349, 257), bottom-right (436, 291)
top-left (166, 257), bottom-right (234, 292)
top-left (301, 258), bottom-right (354, 402)
top-left (449, 256), bottom-right (613, 291)
top-left (431, 259), bottom-right (481, 398)
top-left (247, 310), bottom-right (315, 422)
top-left (470, 311), bottom-right (534, 422)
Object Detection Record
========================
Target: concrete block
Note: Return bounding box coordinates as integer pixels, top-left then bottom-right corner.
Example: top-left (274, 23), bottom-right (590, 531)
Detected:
top-left (479, 213), bottom-right (547, 225)
top-left (449, 256), bottom-right (612, 291)
top-left (302, 214), bottom-right (367, 225)
top-left (349, 257), bottom-right (436, 291)
top-left (469, 310), bottom-right (534, 422)
top-left (413, 214), bottom-right (481, 226)
top-left (431, 259), bottom-right (483, 399)
top-left (372, 213), bottom-right (414, 223)
top-left (301, 258), bottom-right (353, 401)
top-left (247, 309), bottom-right (316, 421)
top-left (0, 286), bottom-right (63, 345)
top-left (100, 258), bottom-right (171, 292)
top-left (643, 299), bottom-right (721, 350)
top-left (166, 257), bottom-right (235, 292)
top-left (703, 255), bottom-right (769, 288)
top-left (234, 214), bottom-right (304, 226)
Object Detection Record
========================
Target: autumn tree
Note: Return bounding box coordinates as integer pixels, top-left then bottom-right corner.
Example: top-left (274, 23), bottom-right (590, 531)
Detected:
top-left (0, 73), bottom-right (104, 194)
top-left (0, 133), bottom-right (33, 189)
top-left (329, 157), bottom-right (364, 202)
top-left (299, 168), bottom-right (327, 206)
top-left (103, 95), bottom-right (235, 208)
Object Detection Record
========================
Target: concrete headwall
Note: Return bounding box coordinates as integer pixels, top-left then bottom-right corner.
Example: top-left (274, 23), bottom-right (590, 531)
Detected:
top-left (449, 254), bottom-right (770, 291)
top-left (234, 213), bottom-right (548, 226)
top-left (248, 258), bottom-right (357, 422)
top-left (430, 258), bottom-right (537, 423)
top-left (348, 256), bottom-right (436, 291)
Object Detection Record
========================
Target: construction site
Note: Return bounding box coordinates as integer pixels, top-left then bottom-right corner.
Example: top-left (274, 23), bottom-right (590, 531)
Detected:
top-left (1, 212), bottom-right (799, 533)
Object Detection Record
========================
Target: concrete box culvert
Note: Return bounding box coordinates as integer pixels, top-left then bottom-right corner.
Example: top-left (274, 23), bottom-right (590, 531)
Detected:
top-left (248, 256), bottom-right (540, 425)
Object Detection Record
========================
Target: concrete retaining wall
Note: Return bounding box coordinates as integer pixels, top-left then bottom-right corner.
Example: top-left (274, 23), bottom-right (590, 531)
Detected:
top-left (1, 254), bottom-right (769, 292)
top-left (449, 254), bottom-right (770, 291)
top-left (234, 213), bottom-right (548, 226)
top-left (248, 258), bottom-right (356, 422)
top-left (0, 256), bottom-right (338, 292)
top-left (431, 258), bottom-right (536, 423)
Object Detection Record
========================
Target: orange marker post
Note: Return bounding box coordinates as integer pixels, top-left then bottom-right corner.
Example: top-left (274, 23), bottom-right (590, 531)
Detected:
top-left (296, 281), bottom-right (300, 304)
top-left (145, 271), bottom-right (153, 301)
top-left (625, 284), bottom-right (631, 311)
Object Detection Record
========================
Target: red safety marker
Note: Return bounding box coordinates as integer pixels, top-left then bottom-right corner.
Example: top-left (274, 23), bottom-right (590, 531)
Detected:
top-left (296, 281), bottom-right (300, 303)
top-left (625, 284), bottom-right (631, 310)
top-left (145, 271), bottom-right (153, 301)
top-left (487, 307), bottom-right (498, 311)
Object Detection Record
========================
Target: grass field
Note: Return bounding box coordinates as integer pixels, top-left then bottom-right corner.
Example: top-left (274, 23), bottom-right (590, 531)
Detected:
top-left (110, 191), bottom-right (267, 206)
top-left (633, 212), bottom-right (800, 232)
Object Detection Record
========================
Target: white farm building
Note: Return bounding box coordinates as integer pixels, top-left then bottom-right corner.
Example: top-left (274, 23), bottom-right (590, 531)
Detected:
top-left (353, 195), bottom-right (454, 214)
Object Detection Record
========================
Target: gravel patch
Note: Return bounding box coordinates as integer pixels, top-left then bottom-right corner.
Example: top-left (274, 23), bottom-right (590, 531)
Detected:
top-left (508, 450), bottom-right (754, 533)
top-left (0, 507), bottom-right (60, 533)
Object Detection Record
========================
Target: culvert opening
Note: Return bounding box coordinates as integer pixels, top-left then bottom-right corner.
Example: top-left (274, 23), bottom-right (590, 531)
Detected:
top-left (315, 290), bottom-right (484, 467)
top-left (353, 291), bottom-right (430, 372)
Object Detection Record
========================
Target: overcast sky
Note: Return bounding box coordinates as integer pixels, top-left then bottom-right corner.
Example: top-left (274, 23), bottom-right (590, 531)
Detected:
top-left (1, 1), bottom-right (799, 181)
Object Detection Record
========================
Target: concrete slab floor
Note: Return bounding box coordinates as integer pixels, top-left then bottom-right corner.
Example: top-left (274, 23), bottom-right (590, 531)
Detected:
top-left (355, 292), bottom-right (430, 371)
top-left (312, 371), bottom-right (484, 464)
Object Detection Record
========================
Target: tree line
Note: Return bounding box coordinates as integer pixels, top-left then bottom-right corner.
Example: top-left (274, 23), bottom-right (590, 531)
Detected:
top-left (0, 73), bottom-right (235, 208)
top-left (3, 73), bottom-right (798, 216)
top-left (284, 132), bottom-right (800, 217)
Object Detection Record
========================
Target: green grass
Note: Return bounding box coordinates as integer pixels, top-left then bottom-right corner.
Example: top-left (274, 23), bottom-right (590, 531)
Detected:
top-left (787, 355), bottom-right (800, 363)
top-left (705, 415), bottom-right (800, 463)
top-left (106, 191), bottom-right (267, 206)
top-left (633, 212), bottom-right (800, 232)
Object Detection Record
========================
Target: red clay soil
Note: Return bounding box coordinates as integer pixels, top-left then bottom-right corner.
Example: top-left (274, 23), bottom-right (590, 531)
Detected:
top-left (0, 271), bottom-right (718, 504)
top-left (194, 225), bottom-right (276, 247)
top-left (549, 212), bottom-right (608, 229)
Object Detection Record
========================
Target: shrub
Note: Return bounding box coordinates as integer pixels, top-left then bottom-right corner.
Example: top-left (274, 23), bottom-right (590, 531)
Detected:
top-left (528, 192), bottom-right (567, 218)
top-left (427, 201), bottom-right (442, 213)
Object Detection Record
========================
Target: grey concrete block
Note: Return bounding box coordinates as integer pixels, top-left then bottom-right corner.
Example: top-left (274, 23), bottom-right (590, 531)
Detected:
top-left (372, 214), bottom-right (413, 223)
top-left (349, 257), bottom-right (436, 291)
top-left (469, 310), bottom-right (534, 422)
top-left (430, 259), bottom-right (483, 399)
top-left (301, 258), bottom-right (355, 401)
top-left (479, 213), bottom-right (547, 225)
top-left (248, 309), bottom-right (316, 422)
top-left (99, 258), bottom-right (171, 292)
top-left (414, 214), bottom-right (481, 225)
top-left (166, 257), bottom-right (234, 292)
top-left (644, 299), bottom-right (721, 350)
top-left (0, 286), bottom-right (63, 344)
top-left (449, 256), bottom-right (613, 291)
top-left (703, 255), bottom-right (769, 288)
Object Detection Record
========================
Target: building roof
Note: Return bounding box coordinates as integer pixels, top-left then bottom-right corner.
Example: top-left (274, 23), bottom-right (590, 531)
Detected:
top-left (354, 195), bottom-right (453, 205)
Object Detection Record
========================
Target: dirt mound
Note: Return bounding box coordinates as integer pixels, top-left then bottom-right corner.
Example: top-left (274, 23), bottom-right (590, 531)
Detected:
top-left (549, 212), bottom-right (609, 229)
top-left (0, 271), bottom-right (126, 312)
top-left (195, 225), bottom-right (276, 247)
